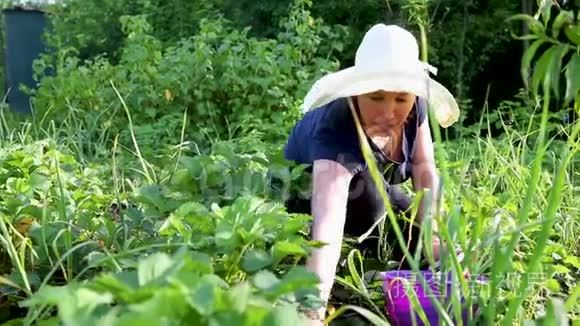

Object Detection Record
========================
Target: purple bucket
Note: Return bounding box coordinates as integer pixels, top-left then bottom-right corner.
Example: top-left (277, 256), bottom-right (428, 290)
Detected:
top-left (379, 270), bottom-right (487, 326)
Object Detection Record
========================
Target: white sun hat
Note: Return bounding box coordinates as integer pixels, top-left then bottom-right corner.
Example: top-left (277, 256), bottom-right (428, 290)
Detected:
top-left (302, 24), bottom-right (460, 128)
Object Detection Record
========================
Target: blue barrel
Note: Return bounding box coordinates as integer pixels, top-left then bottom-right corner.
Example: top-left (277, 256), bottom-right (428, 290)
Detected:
top-left (3, 7), bottom-right (47, 113)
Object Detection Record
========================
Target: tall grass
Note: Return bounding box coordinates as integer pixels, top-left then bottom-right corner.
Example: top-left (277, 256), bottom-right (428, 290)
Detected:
top-left (330, 103), bottom-right (578, 324)
top-left (326, 0), bottom-right (579, 324)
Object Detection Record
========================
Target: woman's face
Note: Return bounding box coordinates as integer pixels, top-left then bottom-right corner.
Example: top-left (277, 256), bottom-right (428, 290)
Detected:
top-left (356, 90), bottom-right (416, 131)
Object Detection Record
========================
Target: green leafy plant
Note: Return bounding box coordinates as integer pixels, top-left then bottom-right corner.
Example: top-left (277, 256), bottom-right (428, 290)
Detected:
top-left (27, 0), bottom-right (344, 162)
top-left (21, 249), bottom-right (320, 325)
top-left (0, 0), bottom-right (578, 325)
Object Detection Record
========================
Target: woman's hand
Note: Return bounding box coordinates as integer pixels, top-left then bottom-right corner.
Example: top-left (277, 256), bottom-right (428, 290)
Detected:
top-left (427, 236), bottom-right (467, 270)
top-left (302, 309), bottom-right (325, 326)
top-left (419, 235), bottom-right (441, 267)
top-left (431, 235), bottom-right (442, 261)
top-left (304, 318), bottom-right (324, 326)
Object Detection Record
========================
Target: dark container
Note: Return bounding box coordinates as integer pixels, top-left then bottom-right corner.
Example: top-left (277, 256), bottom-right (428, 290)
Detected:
top-left (3, 7), bottom-right (47, 113)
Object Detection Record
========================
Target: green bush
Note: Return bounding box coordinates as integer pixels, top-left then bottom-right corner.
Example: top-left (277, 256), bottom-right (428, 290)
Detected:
top-left (40, 0), bottom-right (218, 63)
top-left (29, 0), bottom-right (345, 159)
top-left (36, 0), bottom-right (531, 137)
top-left (0, 134), bottom-right (321, 324)
top-left (0, 139), bottom-right (114, 298)
top-left (22, 250), bottom-right (321, 325)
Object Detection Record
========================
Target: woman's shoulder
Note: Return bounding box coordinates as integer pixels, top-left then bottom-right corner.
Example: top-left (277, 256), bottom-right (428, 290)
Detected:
top-left (284, 97), bottom-right (363, 170)
top-left (306, 97), bottom-right (351, 126)
top-left (288, 97), bottom-right (353, 138)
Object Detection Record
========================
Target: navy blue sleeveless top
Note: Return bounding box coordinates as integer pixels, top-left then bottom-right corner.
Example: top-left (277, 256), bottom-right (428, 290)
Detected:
top-left (283, 96), bottom-right (428, 184)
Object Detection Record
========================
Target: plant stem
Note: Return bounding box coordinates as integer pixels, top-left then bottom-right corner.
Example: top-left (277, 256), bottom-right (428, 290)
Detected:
top-left (110, 80), bottom-right (154, 185)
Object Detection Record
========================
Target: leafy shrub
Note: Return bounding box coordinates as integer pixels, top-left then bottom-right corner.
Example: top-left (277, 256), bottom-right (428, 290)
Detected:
top-left (0, 140), bottom-right (114, 296)
top-left (21, 249), bottom-right (321, 325)
top-left (41, 0), bottom-right (219, 63)
top-left (29, 0), bottom-right (344, 159)
top-left (157, 197), bottom-right (316, 282)
top-left (156, 135), bottom-right (309, 207)
top-left (0, 136), bottom-right (320, 324)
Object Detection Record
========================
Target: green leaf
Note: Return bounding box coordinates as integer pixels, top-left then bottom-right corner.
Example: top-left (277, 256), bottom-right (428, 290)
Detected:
top-left (182, 252), bottom-right (214, 275)
top-left (1, 318), bottom-right (27, 326)
top-left (65, 288), bottom-right (113, 320)
top-left (243, 305), bottom-right (270, 326)
top-left (325, 305), bottom-right (390, 326)
top-left (549, 45), bottom-right (569, 100)
top-left (553, 264), bottom-right (571, 274)
top-left (136, 184), bottom-right (178, 213)
top-left (95, 307), bottom-right (121, 326)
top-left (252, 270), bottom-right (280, 291)
top-left (565, 54), bottom-right (580, 104)
top-left (37, 318), bottom-right (60, 326)
top-left (128, 288), bottom-right (189, 319)
top-left (137, 184), bottom-right (164, 206)
top-left (565, 284), bottom-right (579, 311)
top-left (199, 274), bottom-right (228, 289)
top-left (76, 287), bottom-right (114, 307)
top-left (545, 279), bottom-right (561, 292)
top-left (158, 215), bottom-right (184, 237)
top-left (242, 249), bottom-right (273, 273)
top-left (564, 24), bottom-right (580, 45)
top-left (552, 10), bottom-right (573, 39)
top-left (187, 279), bottom-right (218, 316)
top-left (29, 172), bottom-right (51, 193)
top-left (7, 177), bottom-right (30, 194)
top-left (507, 14), bottom-right (544, 35)
top-left (115, 313), bottom-right (166, 326)
top-left (532, 46), bottom-right (557, 97)
top-left (261, 303), bottom-right (305, 326)
top-left (209, 312), bottom-right (246, 326)
top-left (564, 255), bottom-right (580, 269)
top-left (538, 0), bottom-right (552, 25)
top-left (20, 285), bottom-right (74, 307)
top-left (272, 241), bottom-right (307, 264)
top-left (159, 202), bottom-right (207, 237)
top-left (0, 276), bottom-right (24, 293)
top-left (346, 249), bottom-right (368, 297)
top-left (267, 267), bottom-right (319, 299)
top-left (290, 164), bottom-right (308, 180)
top-left (137, 253), bottom-right (175, 286)
top-left (227, 282), bottom-right (251, 314)
top-left (513, 261), bottom-right (526, 273)
top-left (177, 202), bottom-right (214, 234)
top-left (93, 271), bottom-right (140, 293)
top-left (21, 285), bottom-right (112, 324)
top-left (214, 228), bottom-right (237, 250)
top-left (174, 202), bottom-right (210, 219)
top-left (88, 271), bottom-right (158, 304)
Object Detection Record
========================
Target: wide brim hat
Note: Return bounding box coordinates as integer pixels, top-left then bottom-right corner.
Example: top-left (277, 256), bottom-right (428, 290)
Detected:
top-left (302, 24), bottom-right (460, 128)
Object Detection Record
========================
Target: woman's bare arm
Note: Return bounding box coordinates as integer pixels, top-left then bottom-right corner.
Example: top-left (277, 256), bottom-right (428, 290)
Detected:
top-left (307, 159), bottom-right (353, 319)
top-left (411, 120), bottom-right (441, 231)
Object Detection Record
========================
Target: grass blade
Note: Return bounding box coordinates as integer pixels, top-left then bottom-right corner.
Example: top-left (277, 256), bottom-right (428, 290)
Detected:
top-left (325, 305), bottom-right (391, 326)
top-left (502, 122), bottom-right (578, 325)
top-left (485, 49), bottom-right (553, 323)
top-left (110, 80), bottom-right (154, 185)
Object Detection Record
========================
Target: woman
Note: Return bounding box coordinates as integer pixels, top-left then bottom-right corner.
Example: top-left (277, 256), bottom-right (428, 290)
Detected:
top-left (283, 24), bottom-right (460, 323)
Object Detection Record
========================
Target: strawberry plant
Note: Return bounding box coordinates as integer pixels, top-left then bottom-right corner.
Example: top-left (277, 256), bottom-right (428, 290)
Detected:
top-left (20, 249), bottom-right (321, 325)
top-left (0, 135), bottom-right (322, 324)
top-left (158, 196), bottom-right (317, 282)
